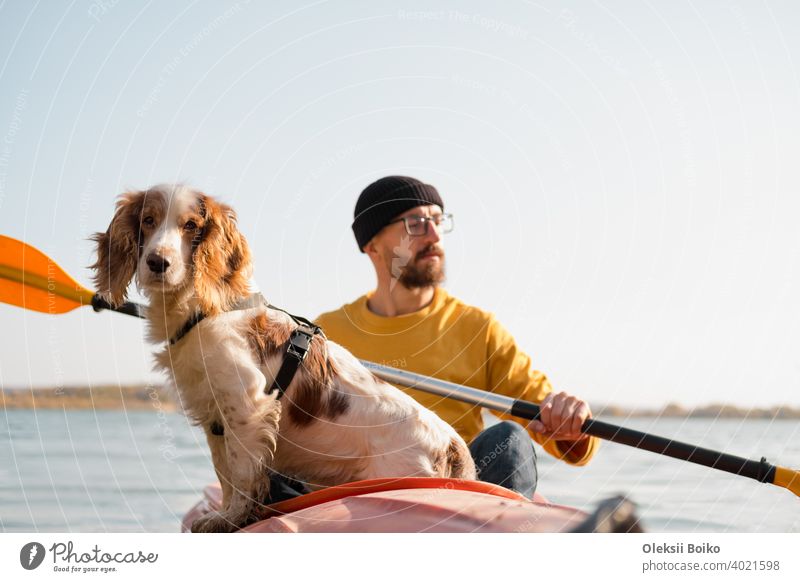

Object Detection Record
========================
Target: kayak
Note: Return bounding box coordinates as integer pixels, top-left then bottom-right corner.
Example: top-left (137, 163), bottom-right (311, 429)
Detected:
top-left (181, 477), bottom-right (641, 533)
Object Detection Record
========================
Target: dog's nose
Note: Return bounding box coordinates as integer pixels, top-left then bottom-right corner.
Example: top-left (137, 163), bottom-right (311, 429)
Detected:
top-left (146, 253), bottom-right (170, 274)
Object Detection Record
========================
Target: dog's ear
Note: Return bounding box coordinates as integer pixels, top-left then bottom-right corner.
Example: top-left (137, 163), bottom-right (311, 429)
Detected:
top-left (90, 192), bottom-right (144, 308)
top-left (193, 195), bottom-right (252, 314)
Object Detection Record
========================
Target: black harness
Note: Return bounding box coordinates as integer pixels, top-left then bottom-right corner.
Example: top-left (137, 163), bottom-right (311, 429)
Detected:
top-left (167, 293), bottom-right (324, 437)
top-left (168, 293), bottom-right (267, 345)
top-left (261, 306), bottom-right (323, 399)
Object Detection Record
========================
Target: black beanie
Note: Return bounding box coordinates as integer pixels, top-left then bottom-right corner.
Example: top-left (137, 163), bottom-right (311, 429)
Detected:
top-left (352, 176), bottom-right (444, 252)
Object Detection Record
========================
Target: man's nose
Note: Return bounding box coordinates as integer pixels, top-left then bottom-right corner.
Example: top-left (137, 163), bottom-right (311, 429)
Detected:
top-left (423, 220), bottom-right (442, 243)
top-left (146, 253), bottom-right (170, 274)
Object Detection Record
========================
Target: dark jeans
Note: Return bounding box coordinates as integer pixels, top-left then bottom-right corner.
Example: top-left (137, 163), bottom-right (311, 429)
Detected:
top-left (468, 420), bottom-right (538, 498)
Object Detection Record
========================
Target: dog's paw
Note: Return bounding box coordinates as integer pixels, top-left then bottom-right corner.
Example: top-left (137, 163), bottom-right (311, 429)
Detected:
top-left (190, 511), bottom-right (242, 534)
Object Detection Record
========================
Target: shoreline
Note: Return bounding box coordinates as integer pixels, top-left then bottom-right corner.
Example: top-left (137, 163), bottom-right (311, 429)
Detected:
top-left (0, 386), bottom-right (177, 412)
top-left (1, 386), bottom-right (798, 418)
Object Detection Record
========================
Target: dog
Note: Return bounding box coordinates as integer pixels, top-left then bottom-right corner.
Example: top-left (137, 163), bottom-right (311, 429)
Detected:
top-left (91, 184), bottom-right (476, 532)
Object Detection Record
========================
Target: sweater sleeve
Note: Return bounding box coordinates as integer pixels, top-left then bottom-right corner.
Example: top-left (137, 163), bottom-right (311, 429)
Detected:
top-left (484, 316), bottom-right (598, 466)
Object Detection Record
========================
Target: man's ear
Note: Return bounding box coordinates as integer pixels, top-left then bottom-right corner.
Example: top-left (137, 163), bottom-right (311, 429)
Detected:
top-left (363, 239), bottom-right (377, 256)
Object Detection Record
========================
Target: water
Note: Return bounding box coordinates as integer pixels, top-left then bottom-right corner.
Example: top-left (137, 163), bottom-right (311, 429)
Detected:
top-left (1, 410), bottom-right (798, 532)
top-left (537, 417), bottom-right (800, 532)
top-left (0, 409), bottom-right (214, 533)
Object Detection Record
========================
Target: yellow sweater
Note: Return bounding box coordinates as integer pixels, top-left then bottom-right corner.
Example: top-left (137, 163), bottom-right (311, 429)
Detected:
top-left (315, 287), bottom-right (598, 466)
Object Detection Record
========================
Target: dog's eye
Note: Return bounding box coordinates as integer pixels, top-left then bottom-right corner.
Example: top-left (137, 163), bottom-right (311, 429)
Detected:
top-left (184, 220), bottom-right (199, 231)
top-left (142, 216), bottom-right (155, 227)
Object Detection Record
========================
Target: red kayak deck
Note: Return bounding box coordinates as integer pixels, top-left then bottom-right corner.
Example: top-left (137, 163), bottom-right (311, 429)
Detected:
top-left (182, 477), bottom-right (588, 533)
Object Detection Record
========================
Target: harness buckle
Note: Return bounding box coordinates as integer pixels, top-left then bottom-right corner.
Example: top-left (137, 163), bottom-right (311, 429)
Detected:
top-left (286, 326), bottom-right (315, 361)
top-left (266, 324), bottom-right (324, 399)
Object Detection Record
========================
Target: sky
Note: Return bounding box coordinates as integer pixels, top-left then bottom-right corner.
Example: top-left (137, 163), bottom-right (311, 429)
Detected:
top-left (0, 0), bottom-right (798, 408)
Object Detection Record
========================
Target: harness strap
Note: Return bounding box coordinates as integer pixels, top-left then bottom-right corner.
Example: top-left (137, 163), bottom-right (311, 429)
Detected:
top-left (265, 302), bottom-right (325, 336)
top-left (168, 293), bottom-right (266, 346)
top-left (265, 323), bottom-right (322, 399)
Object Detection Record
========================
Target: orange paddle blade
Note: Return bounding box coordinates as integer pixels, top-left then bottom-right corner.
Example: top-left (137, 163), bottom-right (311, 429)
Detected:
top-left (774, 466), bottom-right (800, 498)
top-left (0, 234), bottom-right (95, 314)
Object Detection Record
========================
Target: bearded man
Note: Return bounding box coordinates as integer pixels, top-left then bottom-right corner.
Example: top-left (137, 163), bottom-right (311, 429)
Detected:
top-left (315, 176), bottom-right (598, 496)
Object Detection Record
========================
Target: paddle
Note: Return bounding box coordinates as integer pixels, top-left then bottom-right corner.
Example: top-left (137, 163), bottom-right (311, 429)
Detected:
top-left (2, 233), bottom-right (798, 498)
top-left (0, 235), bottom-right (144, 318)
top-left (360, 361), bottom-right (800, 499)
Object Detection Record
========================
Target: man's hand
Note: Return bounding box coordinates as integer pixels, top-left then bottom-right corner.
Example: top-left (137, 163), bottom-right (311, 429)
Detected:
top-left (527, 391), bottom-right (591, 442)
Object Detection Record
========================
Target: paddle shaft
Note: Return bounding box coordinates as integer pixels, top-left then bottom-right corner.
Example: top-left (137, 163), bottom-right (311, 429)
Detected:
top-left (90, 294), bottom-right (145, 319)
top-left (360, 360), bottom-right (778, 487)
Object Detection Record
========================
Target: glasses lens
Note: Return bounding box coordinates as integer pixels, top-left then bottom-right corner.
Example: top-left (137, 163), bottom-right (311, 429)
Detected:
top-left (403, 215), bottom-right (454, 235)
top-left (431, 214), bottom-right (453, 234)
top-left (438, 214), bottom-right (454, 233)
top-left (406, 217), bottom-right (426, 235)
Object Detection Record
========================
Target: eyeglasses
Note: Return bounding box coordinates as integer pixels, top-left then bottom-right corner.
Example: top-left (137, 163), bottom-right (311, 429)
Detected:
top-left (388, 213), bottom-right (454, 236)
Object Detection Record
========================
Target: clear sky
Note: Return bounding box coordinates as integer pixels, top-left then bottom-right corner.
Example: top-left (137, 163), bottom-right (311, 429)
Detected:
top-left (0, 0), bottom-right (798, 408)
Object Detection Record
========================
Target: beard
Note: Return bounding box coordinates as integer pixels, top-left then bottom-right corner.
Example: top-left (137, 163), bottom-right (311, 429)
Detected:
top-left (397, 244), bottom-right (446, 289)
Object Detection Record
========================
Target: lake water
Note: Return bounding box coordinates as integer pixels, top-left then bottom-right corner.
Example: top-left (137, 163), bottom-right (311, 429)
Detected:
top-left (1, 409), bottom-right (798, 532)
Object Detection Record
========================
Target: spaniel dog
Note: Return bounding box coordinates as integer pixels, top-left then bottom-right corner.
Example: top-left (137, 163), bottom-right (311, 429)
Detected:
top-left (91, 184), bottom-right (475, 533)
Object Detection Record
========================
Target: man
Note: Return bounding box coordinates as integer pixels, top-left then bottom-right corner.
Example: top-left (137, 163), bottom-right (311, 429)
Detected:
top-left (315, 176), bottom-right (598, 498)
